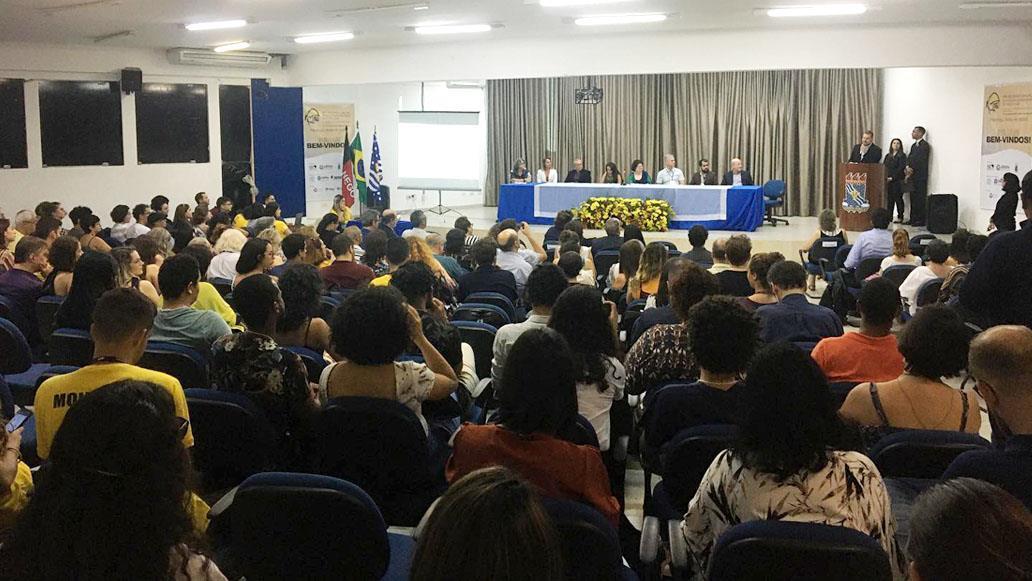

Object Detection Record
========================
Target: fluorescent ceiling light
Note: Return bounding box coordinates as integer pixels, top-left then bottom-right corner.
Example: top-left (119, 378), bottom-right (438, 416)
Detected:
top-left (541, 0), bottom-right (635, 6)
top-left (185, 19), bottom-right (248, 31)
top-left (413, 23), bottom-right (493, 35)
top-left (959, 1), bottom-right (1032, 7)
top-left (213, 41), bottom-right (251, 53)
top-left (767, 4), bottom-right (867, 17)
top-left (413, 3), bottom-right (430, 9)
top-left (574, 13), bottom-right (666, 26)
top-left (294, 31), bottom-right (356, 44)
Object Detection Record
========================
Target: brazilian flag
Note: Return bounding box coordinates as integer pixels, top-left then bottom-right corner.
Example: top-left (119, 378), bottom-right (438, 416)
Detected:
top-left (352, 128), bottom-right (367, 205)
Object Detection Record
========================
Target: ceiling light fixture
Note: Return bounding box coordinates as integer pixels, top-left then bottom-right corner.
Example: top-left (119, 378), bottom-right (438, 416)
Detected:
top-left (959, 1), bottom-right (1032, 7)
top-left (574, 13), bottom-right (666, 26)
top-left (412, 23), bottom-right (493, 35)
top-left (767, 4), bottom-right (867, 17)
top-left (213, 41), bottom-right (251, 52)
top-left (186, 19), bottom-right (248, 31)
top-left (294, 31), bottom-right (356, 44)
top-left (540, 0), bottom-right (636, 6)
top-left (413, 3), bottom-right (430, 9)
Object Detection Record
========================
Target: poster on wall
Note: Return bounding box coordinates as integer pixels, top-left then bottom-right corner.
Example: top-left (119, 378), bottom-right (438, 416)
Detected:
top-left (981, 83), bottom-right (1032, 210)
top-left (303, 102), bottom-right (355, 216)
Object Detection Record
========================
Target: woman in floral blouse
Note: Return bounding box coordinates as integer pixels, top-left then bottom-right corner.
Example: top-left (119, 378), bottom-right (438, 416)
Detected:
top-left (682, 343), bottom-right (906, 580)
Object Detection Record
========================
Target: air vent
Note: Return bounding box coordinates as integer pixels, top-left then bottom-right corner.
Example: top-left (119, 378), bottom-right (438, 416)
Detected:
top-left (167, 48), bottom-right (272, 68)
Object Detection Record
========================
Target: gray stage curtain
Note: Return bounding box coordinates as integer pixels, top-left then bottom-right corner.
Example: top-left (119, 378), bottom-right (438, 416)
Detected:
top-left (485, 69), bottom-right (881, 217)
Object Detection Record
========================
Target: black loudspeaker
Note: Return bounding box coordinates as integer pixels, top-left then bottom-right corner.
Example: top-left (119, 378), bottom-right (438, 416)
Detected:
top-left (927, 194), bottom-right (959, 234)
top-left (121, 68), bottom-right (142, 94)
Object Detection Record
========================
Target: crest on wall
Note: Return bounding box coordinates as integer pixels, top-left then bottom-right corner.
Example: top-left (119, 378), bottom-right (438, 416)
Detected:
top-left (843, 171), bottom-right (870, 213)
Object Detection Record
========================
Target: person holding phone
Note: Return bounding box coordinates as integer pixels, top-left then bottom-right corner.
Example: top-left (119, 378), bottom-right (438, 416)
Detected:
top-left (1, 411), bottom-right (31, 531)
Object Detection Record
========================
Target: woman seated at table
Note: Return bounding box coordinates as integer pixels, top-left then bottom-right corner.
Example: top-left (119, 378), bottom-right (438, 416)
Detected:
top-left (600, 162), bottom-right (624, 185)
top-left (626, 160), bottom-right (651, 185)
top-left (535, 156), bottom-right (558, 184)
top-left (510, 159), bottom-right (531, 184)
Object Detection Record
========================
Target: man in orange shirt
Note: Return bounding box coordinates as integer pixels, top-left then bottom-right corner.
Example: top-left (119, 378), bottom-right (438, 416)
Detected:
top-left (812, 277), bottom-right (904, 384)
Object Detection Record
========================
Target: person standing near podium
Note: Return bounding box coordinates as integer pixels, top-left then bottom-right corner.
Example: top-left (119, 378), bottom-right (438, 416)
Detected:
top-left (564, 158), bottom-right (592, 183)
top-left (883, 138), bottom-right (908, 223)
top-left (905, 126), bottom-right (931, 227)
top-left (689, 159), bottom-right (719, 185)
top-left (848, 130), bottom-right (882, 164)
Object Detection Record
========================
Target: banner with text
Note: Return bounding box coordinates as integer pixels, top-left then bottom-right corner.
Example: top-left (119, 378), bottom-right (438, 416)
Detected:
top-left (981, 83), bottom-right (1032, 210)
top-left (303, 102), bottom-right (355, 217)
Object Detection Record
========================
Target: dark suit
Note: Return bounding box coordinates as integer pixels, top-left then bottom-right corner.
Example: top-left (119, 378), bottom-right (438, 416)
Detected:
top-left (907, 139), bottom-right (932, 225)
top-left (590, 234), bottom-right (623, 258)
top-left (457, 265), bottom-right (519, 303)
top-left (379, 222), bottom-right (399, 239)
top-left (689, 171), bottom-right (718, 186)
top-left (721, 170), bottom-right (754, 186)
top-left (564, 169), bottom-right (592, 183)
top-left (883, 151), bottom-right (907, 220)
top-left (848, 143), bottom-right (883, 164)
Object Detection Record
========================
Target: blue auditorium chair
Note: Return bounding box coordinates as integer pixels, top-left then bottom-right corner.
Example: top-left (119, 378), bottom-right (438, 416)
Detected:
top-left (139, 341), bottom-right (209, 388)
top-left (451, 320), bottom-right (498, 380)
top-left (880, 264), bottom-right (917, 287)
top-left (48, 328), bottom-right (94, 367)
top-left (184, 388), bottom-right (277, 491)
top-left (0, 318), bottom-right (47, 413)
top-left (283, 345), bottom-right (327, 383)
top-left (593, 250), bottom-right (621, 289)
top-left (463, 292), bottom-right (517, 322)
top-left (543, 498), bottom-right (638, 581)
top-left (868, 428), bottom-right (990, 479)
top-left (452, 303), bottom-right (510, 328)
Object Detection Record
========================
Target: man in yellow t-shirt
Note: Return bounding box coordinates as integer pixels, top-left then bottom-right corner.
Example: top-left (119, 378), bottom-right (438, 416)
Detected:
top-left (34, 287), bottom-right (194, 460)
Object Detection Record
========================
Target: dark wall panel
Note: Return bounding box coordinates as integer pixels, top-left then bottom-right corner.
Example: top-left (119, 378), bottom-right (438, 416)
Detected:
top-left (219, 85), bottom-right (252, 163)
top-left (136, 83), bottom-right (209, 164)
top-left (39, 80), bottom-right (123, 167)
top-left (0, 79), bottom-right (28, 169)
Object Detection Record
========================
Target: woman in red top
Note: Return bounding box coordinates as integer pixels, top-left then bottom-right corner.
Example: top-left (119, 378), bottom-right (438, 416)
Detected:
top-left (446, 327), bottom-right (620, 525)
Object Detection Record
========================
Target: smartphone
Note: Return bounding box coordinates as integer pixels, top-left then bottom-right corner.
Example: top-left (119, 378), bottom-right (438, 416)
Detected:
top-left (6, 409), bottom-right (32, 433)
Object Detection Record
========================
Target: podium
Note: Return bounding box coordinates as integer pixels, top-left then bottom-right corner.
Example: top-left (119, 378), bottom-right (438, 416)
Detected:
top-left (837, 163), bottom-right (885, 232)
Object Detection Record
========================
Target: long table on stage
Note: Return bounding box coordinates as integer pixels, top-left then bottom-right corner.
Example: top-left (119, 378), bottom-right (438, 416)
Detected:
top-left (497, 183), bottom-right (765, 232)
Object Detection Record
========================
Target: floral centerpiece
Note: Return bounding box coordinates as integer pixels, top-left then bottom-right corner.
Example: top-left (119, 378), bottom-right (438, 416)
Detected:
top-left (572, 197), bottom-right (673, 232)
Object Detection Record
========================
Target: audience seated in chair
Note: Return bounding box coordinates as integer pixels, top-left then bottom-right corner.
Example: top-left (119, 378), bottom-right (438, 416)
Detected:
top-left (590, 217), bottom-right (624, 259)
top-left (906, 478), bottom-right (1031, 581)
top-left (606, 239), bottom-right (644, 294)
top-left (322, 286), bottom-right (458, 444)
top-left (320, 232), bottom-right (374, 291)
top-left (682, 342), bottom-right (906, 579)
top-left (735, 251), bottom-right (784, 313)
top-left (34, 288), bottom-right (194, 461)
top-left (799, 209), bottom-right (848, 290)
top-left (0, 236), bottom-right (48, 353)
top-left (845, 208), bottom-right (895, 273)
top-left (548, 285), bottom-right (624, 452)
top-left (0, 411), bottom-right (31, 533)
top-left (40, 235), bottom-right (79, 297)
top-left (447, 327), bottom-right (620, 524)
top-left (210, 274), bottom-right (316, 470)
top-left (899, 239), bottom-right (952, 316)
top-left (627, 257), bottom-right (697, 347)
top-left (274, 263), bottom-right (332, 354)
top-left (54, 251), bottom-right (118, 332)
top-left (233, 238), bottom-right (275, 289)
top-left (206, 228), bottom-right (247, 282)
top-left (708, 238), bottom-right (730, 274)
top-left (627, 241), bottom-right (668, 302)
top-left (644, 296), bottom-right (758, 454)
top-left (151, 254), bottom-right (232, 353)
top-left (839, 304), bottom-right (979, 434)
top-left (111, 245), bottom-right (161, 306)
top-left (458, 239), bottom-right (519, 304)
top-left (427, 232), bottom-right (467, 281)
top-left (3, 381), bottom-right (225, 578)
top-left (715, 234), bottom-right (753, 297)
top-left (937, 233), bottom-right (988, 304)
top-left (812, 277), bottom-right (904, 384)
top-left (943, 326), bottom-right (1032, 509)
top-left (624, 262), bottom-right (720, 396)
top-left (495, 224), bottom-right (546, 295)
top-left (683, 225), bottom-right (713, 267)
top-left (491, 263), bottom-right (566, 384)
top-left (370, 237), bottom-right (411, 287)
top-left (412, 467), bottom-right (564, 581)
top-left (176, 245), bottom-right (237, 327)
top-left (880, 228), bottom-right (922, 272)
top-left (756, 260), bottom-right (843, 344)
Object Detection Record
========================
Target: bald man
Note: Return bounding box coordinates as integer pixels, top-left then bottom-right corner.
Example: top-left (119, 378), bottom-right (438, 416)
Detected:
top-left (564, 158), bottom-right (592, 183)
top-left (721, 158), bottom-right (754, 186)
top-left (494, 222), bottom-right (546, 294)
top-left (943, 325), bottom-right (1032, 509)
top-left (656, 154), bottom-right (686, 185)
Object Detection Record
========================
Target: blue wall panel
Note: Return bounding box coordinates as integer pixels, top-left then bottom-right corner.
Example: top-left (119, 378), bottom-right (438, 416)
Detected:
top-left (251, 79), bottom-right (305, 217)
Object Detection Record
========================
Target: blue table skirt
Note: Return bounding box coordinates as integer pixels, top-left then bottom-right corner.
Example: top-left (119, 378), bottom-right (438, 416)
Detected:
top-left (497, 183), bottom-right (764, 232)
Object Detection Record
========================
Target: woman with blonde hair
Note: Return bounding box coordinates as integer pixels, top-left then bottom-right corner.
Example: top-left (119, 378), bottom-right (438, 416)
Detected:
top-left (207, 227), bottom-right (248, 281)
top-left (880, 227), bottom-right (922, 272)
top-left (409, 236), bottom-right (456, 289)
top-left (256, 227), bottom-right (285, 269)
top-left (627, 241), bottom-right (668, 302)
top-left (799, 208), bottom-right (847, 291)
top-left (110, 246), bottom-right (161, 305)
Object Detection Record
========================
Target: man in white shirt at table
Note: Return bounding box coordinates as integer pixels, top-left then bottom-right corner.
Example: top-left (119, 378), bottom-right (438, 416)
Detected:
top-left (655, 154), bottom-right (686, 185)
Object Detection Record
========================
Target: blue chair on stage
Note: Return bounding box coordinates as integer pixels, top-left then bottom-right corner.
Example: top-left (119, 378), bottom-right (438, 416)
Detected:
top-left (762, 180), bottom-right (789, 227)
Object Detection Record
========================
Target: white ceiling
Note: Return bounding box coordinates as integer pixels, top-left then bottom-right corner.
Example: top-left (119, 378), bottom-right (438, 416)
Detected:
top-left (0, 0), bottom-right (1029, 54)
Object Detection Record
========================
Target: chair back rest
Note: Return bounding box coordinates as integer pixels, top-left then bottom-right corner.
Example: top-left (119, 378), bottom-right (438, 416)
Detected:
top-left (808, 237), bottom-right (844, 265)
top-left (868, 428), bottom-right (990, 479)
top-left (226, 472), bottom-right (390, 580)
top-left (856, 257), bottom-right (886, 281)
top-left (0, 295), bottom-right (11, 320)
top-left (828, 381), bottom-right (859, 408)
top-left (453, 303), bottom-right (510, 328)
top-left (464, 292), bottom-right (517, 322)
top-left (316, 396), bottom-right (434, 525)
top-left (139, 341), bottom-right (209, 388)
top-left (33, 365), bottom-right (80, 389)
top-left (283, 345), bottom-right (327, 383)
top-left (49, 328), bottom-right (94, 367)
top-left (833, 244), bottom-right (853, 270)
top-left (708, 520), bottom-right (893, 581)
top-left (35, 295), bottom-right (65, 349)
top-left (452, 320), bottom-right (499, 380)
top-left (909, 234), bottom-right (938, 258)
top-left (762, 180), bottom-right (787, 199)
top-left (659, 425), bottom-right (737, 510)
top-left (328, 288), bottom-right (356, 303)
top-left (542, 499), bottom-right (622, 581)
top-left (0, 317), bottom-right (32, 374)
top-left (880, 264), bottom-right (917, 287)
top-left (915, 277), bottom-right (944, 308)
top-left (558, 414), bottom-right (601, 448)
top-left (184, 388), bottom-right (276, 488)
top-left (209, 277), bottom-right (233, 297)
top-left (319, 295), bottom-right (341, 322)
top-left (658, 241), bottom-right (681, 256)
top-left (593, 250), bottom-right (621, 288)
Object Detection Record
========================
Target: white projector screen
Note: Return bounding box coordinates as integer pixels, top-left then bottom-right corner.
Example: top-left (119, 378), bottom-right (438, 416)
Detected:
top-left (397, 111), bottom-right (482, 191)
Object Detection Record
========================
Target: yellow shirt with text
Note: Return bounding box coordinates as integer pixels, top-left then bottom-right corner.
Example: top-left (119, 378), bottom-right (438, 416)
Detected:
top-left (34, 363), bottom-right (194, 460)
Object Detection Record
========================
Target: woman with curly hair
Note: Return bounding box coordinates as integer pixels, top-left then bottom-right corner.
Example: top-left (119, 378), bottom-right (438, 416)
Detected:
top-left (275, 263), bottom-right (331, 354)
top-left (1, 380), bottom-right (227, 579)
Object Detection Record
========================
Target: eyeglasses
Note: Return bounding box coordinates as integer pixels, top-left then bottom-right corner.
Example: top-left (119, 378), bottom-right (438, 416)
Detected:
top-left (174, 416), bottom-right (190, 439)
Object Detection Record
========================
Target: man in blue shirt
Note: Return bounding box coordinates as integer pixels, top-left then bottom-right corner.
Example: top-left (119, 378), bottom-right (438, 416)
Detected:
top-left (943, 325), bottom-right (1032, 509)
top-left (844, 207), bottom-right (894, 271)
top-left (757, 261), bottom-right (842, 345)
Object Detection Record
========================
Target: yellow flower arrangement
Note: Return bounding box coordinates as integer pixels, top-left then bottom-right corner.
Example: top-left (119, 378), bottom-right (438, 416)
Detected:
top-left (572, 197), bottom-right (673, 232)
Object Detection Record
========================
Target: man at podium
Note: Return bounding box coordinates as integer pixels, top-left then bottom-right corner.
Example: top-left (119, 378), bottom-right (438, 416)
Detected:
top-left (848, 130), bottom-right (882, 164)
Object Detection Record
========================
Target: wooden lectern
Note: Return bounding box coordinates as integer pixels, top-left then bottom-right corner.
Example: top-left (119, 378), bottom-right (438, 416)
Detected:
top-left (837, 163), bottom-right (885, 232)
